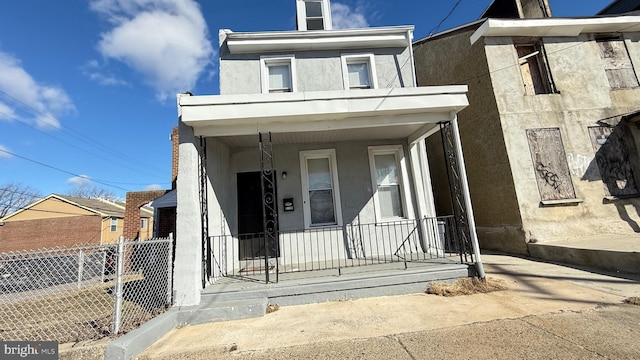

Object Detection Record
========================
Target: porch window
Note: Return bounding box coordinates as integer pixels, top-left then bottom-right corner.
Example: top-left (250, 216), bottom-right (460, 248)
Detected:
top-left (110, 217), bottom-right (118, 232)
top-left (515, 42), bottom-right (556, 95)
top-left (596, 37), bottom-right (639, 89)
top-left (368, 145), bottom-right (410, 221)
top-left (300, 149), bottom-right (342, 227)
top-left (341, 54), bottom-right (377, 90)
top-left (261, 55), bottom-right (296, 93)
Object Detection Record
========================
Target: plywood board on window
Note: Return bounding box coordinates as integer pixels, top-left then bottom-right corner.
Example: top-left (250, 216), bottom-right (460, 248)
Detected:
top-left (597, 39), bottom-right (639, 89)
top-left (526, 128), bottom-right (576, 201)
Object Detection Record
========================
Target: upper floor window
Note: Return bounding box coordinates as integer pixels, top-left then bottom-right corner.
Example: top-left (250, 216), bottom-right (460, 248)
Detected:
top-left (596, 37), bottom-right (639, 89)
top-left (296, 0), bottom-right (332, 31)
top-left (261, 56), bottom-right (296, 93)
top-left (341, 54), bottom-right (378, 90)
top-left (140, 218), bottom-right (148, 230)
top-left (515, 42), bottom-right (556, 95)
top-left (110, 217), bottom-right (118, 232)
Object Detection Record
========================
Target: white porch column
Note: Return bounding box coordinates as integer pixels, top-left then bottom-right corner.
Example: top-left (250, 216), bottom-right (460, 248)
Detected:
top-left (174, 117), bottom-right (203, 306)
top-left (409, 140), bottom-right (436, 219)
top-left (409, 139), bottom-right (440, 253)
top-left (450, 114), bottom-right (485, 278)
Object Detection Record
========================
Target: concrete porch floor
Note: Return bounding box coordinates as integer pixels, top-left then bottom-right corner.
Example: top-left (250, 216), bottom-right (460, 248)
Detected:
top-left (528, 233), bottom-right (640, 274)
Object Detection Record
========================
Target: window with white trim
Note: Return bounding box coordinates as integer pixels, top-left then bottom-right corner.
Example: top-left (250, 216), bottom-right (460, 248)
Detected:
top-left (300, 149), bottom-right (342, 227)
top-left (341, 54), bottom-right (377, 90)
top-left (368, 146), bottom-right (411, 221)
top-left (296, 0), bottom-right (332, 31)
top-left (110, 217), bottom-right (118, 232)
top-left (261, 56), bottom-right (296, 93)
top-left (140, 218), bottom-right (148, 230)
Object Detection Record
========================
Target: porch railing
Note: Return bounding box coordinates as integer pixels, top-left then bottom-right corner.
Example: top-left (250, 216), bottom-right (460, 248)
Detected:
top-left (209, 216), bottom-right (473, 282)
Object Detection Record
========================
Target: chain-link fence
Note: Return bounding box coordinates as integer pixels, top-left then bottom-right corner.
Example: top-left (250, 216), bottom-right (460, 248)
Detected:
top-left (0, 236), bottom-right (173, 343)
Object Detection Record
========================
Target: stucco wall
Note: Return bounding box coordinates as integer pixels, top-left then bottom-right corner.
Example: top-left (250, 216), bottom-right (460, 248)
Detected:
top-left (206, 138), bottom-right (417, 235)
top-left (485, 33), bottom-right (640, 242)
top-left (219, 47), bottom-right (414, 95)
top-left (414, 30), bottom-right (527, 254)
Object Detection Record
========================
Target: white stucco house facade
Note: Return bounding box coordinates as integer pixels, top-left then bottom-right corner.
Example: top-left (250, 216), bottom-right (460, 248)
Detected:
top-left (174, 0), bottom-right (482, 306)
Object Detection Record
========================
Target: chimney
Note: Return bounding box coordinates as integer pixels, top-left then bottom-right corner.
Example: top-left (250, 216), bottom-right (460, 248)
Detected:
top-left (171, 126), bottom-right (179, 190)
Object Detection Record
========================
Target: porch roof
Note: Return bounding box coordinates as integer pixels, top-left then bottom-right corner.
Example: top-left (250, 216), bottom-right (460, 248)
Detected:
top-left (178, 86), bottom-right (468, 143)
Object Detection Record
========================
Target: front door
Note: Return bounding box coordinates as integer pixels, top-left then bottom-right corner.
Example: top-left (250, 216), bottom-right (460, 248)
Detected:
top-left (237, 172), bottom-right (278, 260)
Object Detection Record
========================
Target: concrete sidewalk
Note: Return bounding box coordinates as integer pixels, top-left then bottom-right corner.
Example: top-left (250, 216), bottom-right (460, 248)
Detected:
top-left (137, 253), bottom-right (640, 359)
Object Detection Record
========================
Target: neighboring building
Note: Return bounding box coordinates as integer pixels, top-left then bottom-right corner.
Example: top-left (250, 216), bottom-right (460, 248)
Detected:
top-left (413, 0), bottom-right (640, 254)
top-left (598, 0), bottom-right (640, 15)
top-left (175, 0), bottom-right (480, 306)
top-left (0, 194), bottom-right (153, 252)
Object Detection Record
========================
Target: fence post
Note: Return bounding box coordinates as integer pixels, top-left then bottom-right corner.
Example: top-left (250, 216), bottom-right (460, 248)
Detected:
top-left (166, 233), bottom-right (174, 305)
top-left (112, 235), bottom-right (125, 335)
top-left (77, 250), bottom-right (85, 289)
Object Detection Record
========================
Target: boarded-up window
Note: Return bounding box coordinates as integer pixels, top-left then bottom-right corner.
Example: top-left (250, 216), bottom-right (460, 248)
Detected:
top-left (597, 38), bottom-right (639, 89)
top-left (526, 128), bottom-right (576, 201)
top-left (516, 43), bottom-right (555, 95)
top-left (588, 125), bottom-right (639, 197)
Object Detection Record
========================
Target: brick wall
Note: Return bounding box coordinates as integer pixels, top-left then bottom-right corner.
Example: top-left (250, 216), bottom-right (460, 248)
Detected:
top-left (0, 215), bottom-right (102, 252)
top-left (171, 126), bottom-right (179, 190)
top-left (124, 190), bottom-right (168, 240)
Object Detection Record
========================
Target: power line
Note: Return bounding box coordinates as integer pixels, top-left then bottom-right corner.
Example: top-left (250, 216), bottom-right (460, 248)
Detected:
top-left (428, 0), bottom-right (464, 37)
top-left (0, 88), bottom-right (170, 179)
top-left (0, 148), bottom-right (131, 192)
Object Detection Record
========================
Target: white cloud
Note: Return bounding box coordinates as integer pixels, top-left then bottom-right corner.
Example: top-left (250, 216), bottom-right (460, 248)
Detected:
top-left (89, 0), bottom-right (215, 101)
top-left (66, 175), bottom-right (93, 187)
top-left (0, 145), bottom-right (11, 159)
top-left (0, 52), bottom-right (75, 130)
top-left (82, 60), bottom-right (129, 87)
top-left (145, 183), bottom-right (163, 191)
top-left (332, 3), bottom-right (369, 29)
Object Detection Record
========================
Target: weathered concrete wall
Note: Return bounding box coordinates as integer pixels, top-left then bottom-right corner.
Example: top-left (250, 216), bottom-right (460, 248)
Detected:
top-left (414, 30), bottom-right (527, 254)
top-left (485, 33), bottom-right (640, 243)
top-left (219, 47), bottom-right (413, 95)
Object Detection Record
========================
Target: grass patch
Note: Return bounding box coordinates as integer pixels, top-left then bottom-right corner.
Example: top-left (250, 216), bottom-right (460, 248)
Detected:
top-left (624, 297), bottom-right (640, 306)
top-left (426, 277), bottom-right (507, 297)
top-left (0, 278), bottom-right (164, 343)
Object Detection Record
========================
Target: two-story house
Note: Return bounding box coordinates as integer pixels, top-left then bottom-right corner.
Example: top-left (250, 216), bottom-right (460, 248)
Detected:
top-left (174, 0), bottom-right (482, 306)
top-left (413, 0), bottom-right (640, 272)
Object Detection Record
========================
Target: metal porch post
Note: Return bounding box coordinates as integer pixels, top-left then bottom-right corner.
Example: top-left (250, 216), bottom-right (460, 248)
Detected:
top-left (450, 114), bottom-right (485, 279)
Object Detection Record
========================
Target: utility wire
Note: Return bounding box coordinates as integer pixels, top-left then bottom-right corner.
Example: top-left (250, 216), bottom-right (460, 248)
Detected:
top-left (428, 0), bottom-right (464, 37)
top-left (0, 88), bottom-right (169, 178)
top-left (0, 148), bottom-right (130, 192)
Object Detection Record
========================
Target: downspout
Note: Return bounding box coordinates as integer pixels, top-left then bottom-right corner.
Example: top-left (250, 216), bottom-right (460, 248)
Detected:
top-left (450, 113), bottom-right (485, 279)
top-left (407, 29), bottom-right (417, 87)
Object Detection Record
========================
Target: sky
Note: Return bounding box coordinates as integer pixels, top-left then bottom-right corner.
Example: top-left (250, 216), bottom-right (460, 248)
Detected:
top-left (0, 0), bottom-right (616, 201)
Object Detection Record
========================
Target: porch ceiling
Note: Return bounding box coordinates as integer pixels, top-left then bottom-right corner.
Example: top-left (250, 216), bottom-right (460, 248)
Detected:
top-left (217, 123), bottom-right (434, 148)
top-left (178, 86), bottom-right (468, 141)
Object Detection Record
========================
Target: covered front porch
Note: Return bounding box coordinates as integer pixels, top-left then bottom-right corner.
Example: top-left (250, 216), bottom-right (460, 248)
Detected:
top-left (176, 86), bottom-right (484, 305)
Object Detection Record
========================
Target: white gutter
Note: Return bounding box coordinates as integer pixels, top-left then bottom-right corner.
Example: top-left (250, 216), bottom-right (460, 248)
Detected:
top-left (471, 16), bottom-right (640, 44)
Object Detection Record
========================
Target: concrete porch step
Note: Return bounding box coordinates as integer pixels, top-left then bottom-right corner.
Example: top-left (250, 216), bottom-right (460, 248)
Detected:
top-left (527, 235), bottom-right (639, 274)
top-left (202, 262), bottom-right (472, 306)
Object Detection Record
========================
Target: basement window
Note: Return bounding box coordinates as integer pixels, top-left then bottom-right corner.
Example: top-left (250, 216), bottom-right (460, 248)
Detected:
top-left (596, 37), bottom-right (639, 89)
top-left (515, 42), bottom-right (556, 95)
